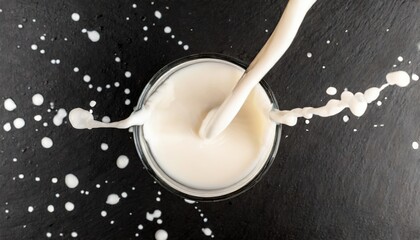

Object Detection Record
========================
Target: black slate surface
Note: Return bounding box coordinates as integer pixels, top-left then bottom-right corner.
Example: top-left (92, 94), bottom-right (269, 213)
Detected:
top-left (0, 0), bottom-right (420, 239)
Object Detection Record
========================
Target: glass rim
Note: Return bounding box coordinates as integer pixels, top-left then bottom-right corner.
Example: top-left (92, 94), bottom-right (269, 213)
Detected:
top-left (133, 53), bottom-right (282, 202)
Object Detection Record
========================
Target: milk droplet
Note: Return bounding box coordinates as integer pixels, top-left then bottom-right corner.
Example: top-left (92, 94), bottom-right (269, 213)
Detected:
top-left (138, 224), bottom-right (143, 230)
top-left (413, 142), bottom-right (419, 150)
top-left (46, 232), bottom-right (52, 238)
top-left (143, 26), bottom-right (148, 31)
top-left (31, 44), bottom-right (38, 50)
top-left (386, 71), bottom-right (410, 87)
top-left (376, 101), bottom-right (382, 106)
top-left (326, 87), bottom-right (337, 96)
top-left (89, 101), bottom-right (96, 107)
top-left (101, 210), bottom-right (107, 217)
top-left (202, 228), bottom-right (212, 236)
top-left (184, 199), bottom-right (195, 204)
top-left (47, 205), bottom-right (54, 212)
top-left (71, 13), bottom-right (80, 21)
top-left (155, 229), bottom-right (168, 240)
top-left (65, 202), bottom-right (74, 211)
top-left (183, 45), bottom-right (189, 50)
top-left (116, 155), bottom-right (129, 169)
top-left (13, 118), bottom-right (25, 129)
top-left (83, 75), bottom-right (91, 82)
top-left (18, 174), bottom-right (24, 179)
top-left (71, 232), bottom-right (78, 238)
top-left (3, 123), bottom-right (11, 132)
top-left (106, 194), bottom-right (120, 205)
top-left (125, 71), bottom-right (131, 78)
top-left (412, 74), bottom-right (419, 81)
top-left (32, 93), bottom-right (44, 106)
top-left (102, 116), bottom-right (111, 123)
top-left (100, 143), bottom-right (108, 151)
top-left (132, 4), bottom-right (137, 8)
top-left (115, 57), bottom-right (121, 62)
top-left (306, 52), bottom-right (312, 58)
top-left (41, 137), bottom-right (53, 148)
top-left (53, 108), bottom-right (67, 126)
top-left (121, 192), bottom-right (128, 198)
top-left (73, 67), bottom-right (79, 72)
top-left (83, 30), bottom-right (100, 42)
top-left (65, 174), bottom-right (79, 188)
top-left (4, 98), bottom-right (17, 111)
top-left (342, 115), bottom-right (349, 122)
top-left (164, 26), bottom-right (171, 33)
top-left (28, 206), bottom-right (34, 212)
top-left (154, 11), bottom-right (162, 19)
top-left (146, 210), bottom-right (162, 221)
top-left (51, 177), bottom-right (58, 183)
top-left (397, 56), bottom-right (403, 62)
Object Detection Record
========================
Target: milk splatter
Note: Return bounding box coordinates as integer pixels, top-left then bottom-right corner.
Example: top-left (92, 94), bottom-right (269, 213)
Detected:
top-left (13, 118), bottom-right (25, 129)
top-left (71, 13), bottom-right (80, 21)
top-left (32, 93), bottom-right (44, 106)
top-left (47, 205), bottom-right (54, 212)
top-left (106, 194), bottom-right (120, 205)
top-left (4, 98), bottom-right (17, 111)
top-left (82, 29), bottom-right (100, 42)
top-left (154, 11), bottom-right (162, 19)
top-left (164, 26), bottom-right (171, 33)
top-left (326, 87), bottom-right (337, 96)
top-left (100, 143), bottom-right (108, 151)
top-left (3, 123), bottom-right (11, 132)
top-left (83, 75), bottom-right (91, 82)
top-left (270, 71), bottom-right (412, 126)
top-left (202, 228), bottom-right (212, 236)
top-left (146, 210), bottom-right (162, 221)
top-left (116, 155), bottom-right (129, 169)
top-left (65, 202), bottom-right (74, 211)
top-left (41, 137), bottom-right (53, 148)
top-left (53, 108), bottom-right (67, 126)
top-left (65, 174), bottom-right (79, 188)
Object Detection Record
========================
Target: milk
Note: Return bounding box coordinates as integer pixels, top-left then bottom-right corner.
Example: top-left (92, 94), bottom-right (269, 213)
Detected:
top-left (142, 60), bottom-right (276, 189)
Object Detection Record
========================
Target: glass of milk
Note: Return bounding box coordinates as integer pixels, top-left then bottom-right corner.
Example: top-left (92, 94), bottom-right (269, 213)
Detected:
top-left (133, 53), bottom-right (282, 201)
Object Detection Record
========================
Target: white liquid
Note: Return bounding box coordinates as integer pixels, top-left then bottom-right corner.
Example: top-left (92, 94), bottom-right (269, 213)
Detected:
top-left (65, 174), bottom-right (79, 188)
top-left (4, 98), bottom-right (17, 111)
top-left (32, 93), bottom-right (44, 106)
top-left (82, 29), bottom-right (100, 42)
top-left (41, 137), bottom-right (53, 148)
top-left (116, 155), bottom-right (129, 169)
top-left (69, 60), bottom-right (276, 191)
top-left (143, 61), bottom-right (276, 189)
top-left (13, 118), bottom-right (25, 129)
top-left (155, 229), bottom-right (168, 240)
top-left (106, 194), bottom-right (120, 205)
top-left (71, 13), bottom-right (80, 21)
top-left (65, 202), bottom-right (75, 211)
top-left (53, 108), bottom-right (67, 126)
top-left (146, 210), bottom-right (162, 221)
top-left (199, 0), bottom-right (317, 138)
top-left (270, 71), bottom-right (411, 126)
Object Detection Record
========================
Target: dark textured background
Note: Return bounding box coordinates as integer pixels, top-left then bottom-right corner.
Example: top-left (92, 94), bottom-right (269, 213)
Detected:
top-left (0, 0), bottom-right (419, 239)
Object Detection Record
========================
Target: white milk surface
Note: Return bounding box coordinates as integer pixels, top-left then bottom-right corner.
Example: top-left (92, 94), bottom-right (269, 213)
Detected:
top-left (142, 61), bottom-right (276, 190)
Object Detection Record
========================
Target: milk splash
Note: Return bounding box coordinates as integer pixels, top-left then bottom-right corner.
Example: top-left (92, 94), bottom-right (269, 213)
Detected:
top-left (270, 71), bottom-right (411, 126)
